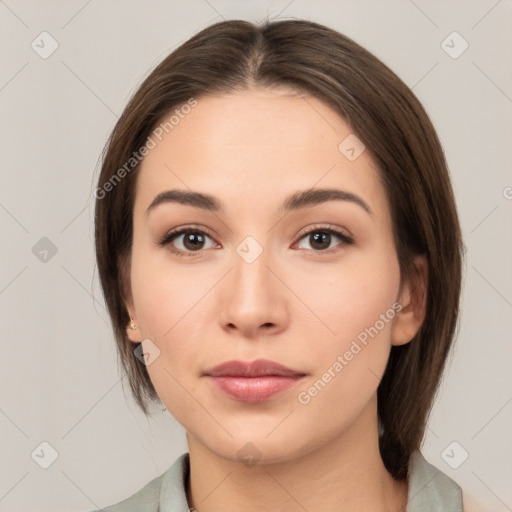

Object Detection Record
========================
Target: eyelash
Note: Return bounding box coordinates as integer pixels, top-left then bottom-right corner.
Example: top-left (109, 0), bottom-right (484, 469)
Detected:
top-left (157, 224), bottom-right (354, 258)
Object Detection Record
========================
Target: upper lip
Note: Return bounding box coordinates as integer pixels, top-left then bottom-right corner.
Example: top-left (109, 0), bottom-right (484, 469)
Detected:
top-left (204, 359), bottom-right (306, 378)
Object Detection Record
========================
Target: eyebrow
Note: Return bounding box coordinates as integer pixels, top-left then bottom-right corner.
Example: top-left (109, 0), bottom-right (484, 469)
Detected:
top-left (145, 188), bottom-right (373, 217)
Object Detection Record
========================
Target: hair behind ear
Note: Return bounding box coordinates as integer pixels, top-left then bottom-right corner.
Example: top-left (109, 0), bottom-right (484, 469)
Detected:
top-left (118, 254), bottom-right (133, 317)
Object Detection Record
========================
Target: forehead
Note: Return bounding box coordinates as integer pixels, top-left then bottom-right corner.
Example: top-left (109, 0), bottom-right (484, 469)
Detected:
top-left (134, 86), bottom-right (387, 220)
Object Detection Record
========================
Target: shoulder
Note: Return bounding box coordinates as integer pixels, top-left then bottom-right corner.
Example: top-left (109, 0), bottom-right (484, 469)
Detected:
top-left (406, 450), bottom-right (464, 511)
top-left (86, 452), bottom-right (190, 512)
top-left (93, 473), bottom-right (163, 512)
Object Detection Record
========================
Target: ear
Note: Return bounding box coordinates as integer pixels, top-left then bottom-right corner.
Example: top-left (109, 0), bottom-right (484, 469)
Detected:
top-left (391, 255), bottom-right (428, 346)
top-left (119, 255), bottom-right (142, 344)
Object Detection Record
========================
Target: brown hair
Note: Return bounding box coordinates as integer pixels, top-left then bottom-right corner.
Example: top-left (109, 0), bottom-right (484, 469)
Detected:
top-left (94, 18), bottom-right (464, 480)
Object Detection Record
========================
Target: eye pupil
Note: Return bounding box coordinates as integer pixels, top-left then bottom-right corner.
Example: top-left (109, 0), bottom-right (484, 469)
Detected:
top-left (184, 232), bottom-right (205, 250)
top-left (310, 232), bottom-right (330, 250)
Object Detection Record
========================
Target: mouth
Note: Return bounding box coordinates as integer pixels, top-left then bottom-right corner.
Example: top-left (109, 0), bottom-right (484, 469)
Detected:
top-left (204, 358), bottom-right (306, 378)
top-left (204, 359), bottom-right (306, 403)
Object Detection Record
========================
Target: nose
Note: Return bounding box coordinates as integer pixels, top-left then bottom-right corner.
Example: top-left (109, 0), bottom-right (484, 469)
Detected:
top-left (217, 244), bottom-right (289, 339)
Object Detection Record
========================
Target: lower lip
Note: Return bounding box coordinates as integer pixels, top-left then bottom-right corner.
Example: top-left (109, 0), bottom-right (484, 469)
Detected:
top-left (207, 375), bottom-right (304, 403)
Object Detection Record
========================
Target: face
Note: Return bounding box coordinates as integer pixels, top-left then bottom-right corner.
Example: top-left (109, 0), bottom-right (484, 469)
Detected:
top-left (125, 86), bottom-right (425, 464)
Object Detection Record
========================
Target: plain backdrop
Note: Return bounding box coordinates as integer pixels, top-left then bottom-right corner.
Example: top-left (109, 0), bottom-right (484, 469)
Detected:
top-left (0, 1), bottom-right (511, 511)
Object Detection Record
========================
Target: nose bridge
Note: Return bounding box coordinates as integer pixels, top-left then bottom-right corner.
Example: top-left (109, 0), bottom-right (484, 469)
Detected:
top-left (231, 234), bottom-right (275, 308)
top-left (217, 234), bottom-right (287, 335)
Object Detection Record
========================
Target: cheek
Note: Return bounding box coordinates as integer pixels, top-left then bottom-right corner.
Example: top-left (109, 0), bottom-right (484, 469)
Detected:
top-left (144, 354), bottom-right (199, 427)
top-left (130, 242), bottom-right (199, 339)
top-left (293, 246), bottom-right (401, 403)
top-left (295, 251), bottom-right (400, 346)
top-left (129, 246), bottom-right (209, 401)
top-left (294, 269), bottom-right (399, 431)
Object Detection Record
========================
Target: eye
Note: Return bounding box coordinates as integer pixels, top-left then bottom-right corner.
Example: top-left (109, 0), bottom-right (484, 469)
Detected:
top-left (294, 225), bottom-right (354, 253)
top-left (157, 226), bottom-right (217, 257)
top-left (157, 224), bottom-right (354, 258)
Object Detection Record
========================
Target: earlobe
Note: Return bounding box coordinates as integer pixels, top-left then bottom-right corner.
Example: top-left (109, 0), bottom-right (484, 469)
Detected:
top-left (126, 315), bottom-right (142, 343)
top-left (124, 294), bottom-right (142, 343)
top-left (124, 297), bottom-right (141, 343)
top-left (119, 255), bottom-right (141, 343)
top-left (391, 255), bottom-right (428, 347)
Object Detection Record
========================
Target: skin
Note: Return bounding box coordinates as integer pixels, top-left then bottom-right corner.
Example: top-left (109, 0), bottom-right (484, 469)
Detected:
top-left (124, 86), bottom-right (428, 512)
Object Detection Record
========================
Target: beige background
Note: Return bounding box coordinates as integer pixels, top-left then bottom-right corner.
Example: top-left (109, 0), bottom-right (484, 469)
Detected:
top-left (0, 0), bottom-right (511, 511)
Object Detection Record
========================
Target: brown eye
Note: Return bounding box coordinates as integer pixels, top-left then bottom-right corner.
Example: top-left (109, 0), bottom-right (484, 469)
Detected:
top-left (181, 232), bottom-right (207, 251)
top-left (309, 232), bottom-right (332, 250)
top-left (158, 227), bottom-right (217, 257)
top-left (296, 226), bottom-right (354, 253)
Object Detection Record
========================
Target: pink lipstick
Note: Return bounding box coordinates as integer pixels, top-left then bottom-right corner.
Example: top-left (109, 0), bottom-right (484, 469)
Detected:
top-left (204, 359), bottom-right (306, 403)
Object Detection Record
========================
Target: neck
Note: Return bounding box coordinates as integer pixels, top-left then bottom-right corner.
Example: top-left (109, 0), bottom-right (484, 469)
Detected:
top-left (185, 396), bottom-right (408, 512)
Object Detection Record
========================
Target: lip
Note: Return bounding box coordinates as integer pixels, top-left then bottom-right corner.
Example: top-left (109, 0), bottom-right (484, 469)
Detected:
top-left (204, 359), bottom-right (306, 403)
top-left (204, 358), bottom-right (305, 378)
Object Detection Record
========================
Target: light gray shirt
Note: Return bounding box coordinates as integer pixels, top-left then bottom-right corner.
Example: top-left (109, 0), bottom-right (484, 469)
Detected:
top-left (90, 450), bottom-right (463, 511)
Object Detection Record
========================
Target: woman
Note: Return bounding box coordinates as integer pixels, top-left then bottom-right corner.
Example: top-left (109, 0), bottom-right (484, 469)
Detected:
top-left (93, 18), bottom-right (465, 511)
